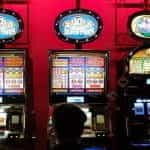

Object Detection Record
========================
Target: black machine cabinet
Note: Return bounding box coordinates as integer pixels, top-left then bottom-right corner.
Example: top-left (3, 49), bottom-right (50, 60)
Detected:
top-left (118, 45), bottom-right (150, 149)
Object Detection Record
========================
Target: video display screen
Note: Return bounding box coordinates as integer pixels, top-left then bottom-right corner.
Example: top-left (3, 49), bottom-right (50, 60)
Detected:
top-left (50, 51), bottom-right (108, 95)
top-left (129, 48), bottom-right (150, 74)
top-left (0, 51), bottom-right (25, 95)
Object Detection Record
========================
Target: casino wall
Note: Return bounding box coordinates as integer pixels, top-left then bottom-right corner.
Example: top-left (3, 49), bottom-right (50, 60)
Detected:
top-left (2, 0), bottom-right (147, 150)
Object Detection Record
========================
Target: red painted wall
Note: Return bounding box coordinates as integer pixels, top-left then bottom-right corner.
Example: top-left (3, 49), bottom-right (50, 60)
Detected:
top-left (3, 0), bottom-right (149, 150)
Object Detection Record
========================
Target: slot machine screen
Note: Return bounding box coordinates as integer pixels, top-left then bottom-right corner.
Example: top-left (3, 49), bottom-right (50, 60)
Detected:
top-left (0, 50), bottom-right (25, 103)
top-left (129, 48), bottom-right (150, 74)
top-left (49, 50), bottom-right (109, 103)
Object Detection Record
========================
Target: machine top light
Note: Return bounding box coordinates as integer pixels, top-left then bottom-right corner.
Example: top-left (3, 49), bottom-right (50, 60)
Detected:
top-left (55, 9), bottom-right (103, 44)
top-left (128, 11), bottom-right (150, 40)
top-left (0, 9), bottom-right (24, 44)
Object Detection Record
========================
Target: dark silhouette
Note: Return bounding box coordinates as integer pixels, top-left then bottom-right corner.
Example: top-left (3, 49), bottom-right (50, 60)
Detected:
top-left (52, 103), bottom-right (87, 150)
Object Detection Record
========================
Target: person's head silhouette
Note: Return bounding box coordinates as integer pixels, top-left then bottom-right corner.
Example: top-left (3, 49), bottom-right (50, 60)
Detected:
top-left (52, 103), bottom-right (86, 144)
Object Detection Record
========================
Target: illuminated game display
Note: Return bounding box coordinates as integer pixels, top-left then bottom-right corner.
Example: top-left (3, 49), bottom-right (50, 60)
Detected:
top-left (129, 48), bottom-right (150, 74)
top-left (0, 9), bottom-right (23, 44)
top-left (0, 50), bottom-right (26, 103)
top-left (49, 50), bottom-right (109, 103)
top-left (128, 11), bottom-right (150, 39)
top-left (55, 9), bottom-right (102, 43)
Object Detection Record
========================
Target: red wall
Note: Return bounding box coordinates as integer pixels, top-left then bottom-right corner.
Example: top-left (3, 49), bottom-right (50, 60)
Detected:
top-left (4, 0), bottom-right (148, 150)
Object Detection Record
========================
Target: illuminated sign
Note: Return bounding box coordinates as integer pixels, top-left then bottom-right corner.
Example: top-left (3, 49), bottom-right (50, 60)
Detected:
top-left (0, 9), bottom-right (23, 44)
top-left (55, 9), bottom-right (102, 43)
top-left (128, 11), bottom-right (150, 39)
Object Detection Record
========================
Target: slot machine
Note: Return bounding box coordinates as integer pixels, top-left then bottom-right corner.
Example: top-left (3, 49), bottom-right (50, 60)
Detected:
top-left (118, 10), bottom-right (150, 150)
top-left (0, 9), bottom-right (29, 150)
top-left (48, 50), bottom-right (111, 150)
top-left (118, 46), bottom-right (150, 150)
top-left (48, 7), bottom-right (112, 150)
top-left (0, 49), bottom-right (27, 149)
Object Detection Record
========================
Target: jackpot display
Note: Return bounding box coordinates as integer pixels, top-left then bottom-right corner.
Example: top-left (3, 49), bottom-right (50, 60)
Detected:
top-left (0, 50), bottom-right (25, 103)
top-left (49, 50), bottom-right (109, 103)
